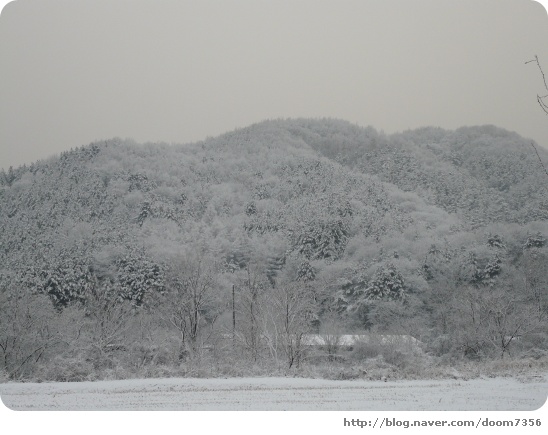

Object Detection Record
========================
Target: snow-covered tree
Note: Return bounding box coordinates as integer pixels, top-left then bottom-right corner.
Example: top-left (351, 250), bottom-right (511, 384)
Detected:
top-left (364, 263), bottom-right (406, 301)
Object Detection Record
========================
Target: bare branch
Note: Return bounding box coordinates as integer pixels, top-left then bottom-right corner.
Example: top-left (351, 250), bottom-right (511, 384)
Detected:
top-left (527, 55), bottom-right (548, 89)
top-left (530, 142), bottom-right (548, 179)
top-left (537, 96), bottom-right (548, 115)
top-left (527, 56), bottom-right (548, 113)
top-left (526, 56), bottom-right (548, 180)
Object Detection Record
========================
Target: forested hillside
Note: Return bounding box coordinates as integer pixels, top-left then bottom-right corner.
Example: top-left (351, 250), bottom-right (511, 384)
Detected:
top-left (1, 119), bottom-right (547, 381)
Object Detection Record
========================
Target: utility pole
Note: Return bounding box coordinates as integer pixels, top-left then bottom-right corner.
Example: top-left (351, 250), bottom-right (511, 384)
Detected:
top-left (232, 284), bottom-right (236, 346)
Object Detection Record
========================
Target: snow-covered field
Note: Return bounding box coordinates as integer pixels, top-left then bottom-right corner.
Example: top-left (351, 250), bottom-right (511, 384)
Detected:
top-left (1, 376), bottom-right (547, 411)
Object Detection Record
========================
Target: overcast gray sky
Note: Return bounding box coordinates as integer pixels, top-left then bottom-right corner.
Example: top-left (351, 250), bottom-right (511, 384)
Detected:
top-left (1, 0), bottom-right (548, 170)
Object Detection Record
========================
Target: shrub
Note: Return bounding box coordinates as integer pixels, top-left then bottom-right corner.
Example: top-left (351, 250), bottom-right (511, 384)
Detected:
top-left (38, 356), bottom-right (96, 382)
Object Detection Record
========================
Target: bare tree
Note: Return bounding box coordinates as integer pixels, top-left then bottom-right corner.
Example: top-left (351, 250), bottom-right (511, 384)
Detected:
top-left (521, 249), bottom-right (548, 323)
top-left (82, 280), bottom-right (133, 358)
top-left (0, 289), bottom-right (62, 379)
top-left (318, 313), bottom-right (344, 361)
top-left (450, 283), bottom-right (545, 359)
top-left (161, 254), bottom-right (220, 359)
top-left (235, 260), bottom-right (269, 362)
top-left (266, 280), bottom-right (317, 369)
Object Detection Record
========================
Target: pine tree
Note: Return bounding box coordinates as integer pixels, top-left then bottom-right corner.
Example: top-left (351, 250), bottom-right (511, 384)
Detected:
top-left (364, 263), bottom-right (406, 301)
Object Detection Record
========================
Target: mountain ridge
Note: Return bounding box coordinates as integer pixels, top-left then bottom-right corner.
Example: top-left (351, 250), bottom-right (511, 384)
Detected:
top-left (1, 118), bottom-right (546, 329)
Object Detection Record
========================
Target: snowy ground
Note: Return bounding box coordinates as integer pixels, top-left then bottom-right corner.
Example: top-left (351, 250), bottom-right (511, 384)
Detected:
top-left (1, 375), bottom-right (547, 411)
